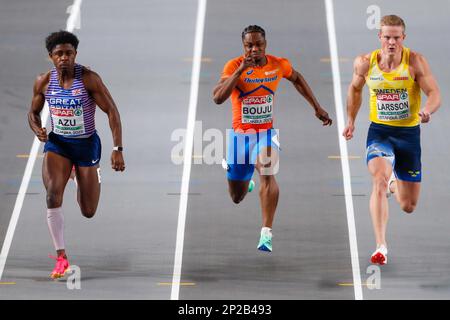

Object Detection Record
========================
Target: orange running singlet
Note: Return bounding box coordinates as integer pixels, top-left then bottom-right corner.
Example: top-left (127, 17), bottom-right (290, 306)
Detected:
top-left (221, 54), bottom-right (293, 132)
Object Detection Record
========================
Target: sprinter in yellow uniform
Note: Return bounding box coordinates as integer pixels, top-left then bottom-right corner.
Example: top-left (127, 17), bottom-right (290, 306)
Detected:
top-left (343, 15), bottom-right (441, 265)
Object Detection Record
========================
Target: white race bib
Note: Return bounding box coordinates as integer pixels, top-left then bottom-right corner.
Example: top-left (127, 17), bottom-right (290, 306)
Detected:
top-left (376, 91), bottom-right (410, 121)
top-left (50, 106), bottom-right (86, 135)
top-left (241, 94), bottom-right (273, 124)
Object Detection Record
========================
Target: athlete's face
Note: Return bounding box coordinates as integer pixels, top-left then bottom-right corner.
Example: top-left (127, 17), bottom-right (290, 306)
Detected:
top-left (49, 43), bottom-right (77, 71)
top-left (378, 26), bottom-right (405, 57)
top-left (242, 32), bottom-right (266, 63)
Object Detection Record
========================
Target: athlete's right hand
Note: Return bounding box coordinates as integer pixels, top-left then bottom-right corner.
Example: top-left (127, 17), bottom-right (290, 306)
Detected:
top-left (238, 54), bottom-right (256, 74)
top-left (35, 127), bottom-right (48, 142)
top-left (342, 123), bottom-right (355, 140)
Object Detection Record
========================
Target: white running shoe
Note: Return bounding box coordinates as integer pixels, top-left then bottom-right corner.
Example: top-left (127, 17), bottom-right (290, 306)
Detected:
top-left (371, 244), bottom-right (388, 265)
top-left (70, 165), bottom-right (78, 187)
top-left (386, 172), bottom-right (396, 198)
top-left (257, 227), bottom-right (272, 252)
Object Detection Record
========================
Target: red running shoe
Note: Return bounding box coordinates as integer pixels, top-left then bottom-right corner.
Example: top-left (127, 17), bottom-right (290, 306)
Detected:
top-left (49, 255), bottom-right (70, 279)
top-left (371, 245), bottom-right (388, 265)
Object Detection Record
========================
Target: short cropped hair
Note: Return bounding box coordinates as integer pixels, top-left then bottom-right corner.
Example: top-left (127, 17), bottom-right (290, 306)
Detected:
top-left (242, 25), bottom-right (266, 40)
top-left (380, 15), bottom-right (406, 32)
top-left (45, 30), bottom-right (79, 53)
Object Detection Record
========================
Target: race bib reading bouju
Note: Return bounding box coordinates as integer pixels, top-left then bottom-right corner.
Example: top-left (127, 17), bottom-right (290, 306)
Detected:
top-left (241, 94), bottom-right (273, 124)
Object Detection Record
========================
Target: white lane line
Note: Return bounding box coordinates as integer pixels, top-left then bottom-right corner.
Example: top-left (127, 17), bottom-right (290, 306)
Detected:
top-left (325, 0), bottom-right (363, 300)
top-left (0, 113), bottom-right (47, 280)
top-left (66, 0), bottom-right (82, 31)
top-left (0, 0), bottom-right (82, 281)
top-left (171, 0), bottom-right (207, 300)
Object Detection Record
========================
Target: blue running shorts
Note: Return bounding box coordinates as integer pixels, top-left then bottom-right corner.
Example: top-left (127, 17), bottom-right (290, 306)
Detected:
top-left (366, 122), bottom-right (421, 182)
top-left (44, 131), bottom-right (102, 167)
top-left (226, 129), bottom-right (280, 181)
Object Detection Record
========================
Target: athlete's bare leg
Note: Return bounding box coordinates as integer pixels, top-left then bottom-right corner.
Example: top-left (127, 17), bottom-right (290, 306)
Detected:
top-left (227, 146), bottom-right (279, 229)
top-left (255, 147), bottom-right (279, 228)
top-left (389, 179), bottom-right (420, 213)
top-left (227, 180), bottom-right (250, 204)
top-left (74, 165), bottom-right (101, 218)
top-left (255, 175), bottom-right (279, 228)
top-left (42, 151), bottom-right (72, 257)
top-left (368, 157), bottom-right (392, 247)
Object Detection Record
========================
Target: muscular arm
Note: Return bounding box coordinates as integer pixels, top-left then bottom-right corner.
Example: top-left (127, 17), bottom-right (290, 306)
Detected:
top-left (213, 71), bottom-right (242, 105)
top-left (213, 56), bottom-right (255, 104)
top-left (28, 72), bottom-right (50, 142)
top-left (343, 55), bottom-right (369, 140)
top-left (83, 68), bottom-right (125, 171)
top-left (287, 69), bottom-right (321, 111)
top-left (84, 69), bottom-right (122, 147)
top-left (410, 52), bottom-right (441, 122)
top-left (286, 68), bottom-right (332, 125)
top-left (347, 55), bottom-right (368, 124)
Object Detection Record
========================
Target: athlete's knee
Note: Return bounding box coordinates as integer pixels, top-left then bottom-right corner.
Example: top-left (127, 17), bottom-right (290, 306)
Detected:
top-left (81, 208), bottom-right (97, 219)
top-left (46, 192), bottom-right (63, 208)
top-left (230, 193), bottom-right (244, 204)
top-left (79, 203), bottom-right (97, 218)
top-left (401, 201), bottom-right (417, 214)
top-left (229, 190), bottom-right (246, 204)
top-left (257, 161), bottom-right (279, 176)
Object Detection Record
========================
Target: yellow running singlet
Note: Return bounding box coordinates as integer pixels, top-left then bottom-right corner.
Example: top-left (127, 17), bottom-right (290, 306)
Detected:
top-left (366, 47), bottom-right (421, 127)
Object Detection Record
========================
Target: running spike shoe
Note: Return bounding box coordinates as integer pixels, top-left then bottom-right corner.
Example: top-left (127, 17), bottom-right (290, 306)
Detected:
top-left (248, 180), bottom-right (255, 193)
top-left (49, 255), bottom-right (70, 279)
top-left (371, 245), bottom-right (388, 265)
top-left (257, 231), bottom-right (272, 252)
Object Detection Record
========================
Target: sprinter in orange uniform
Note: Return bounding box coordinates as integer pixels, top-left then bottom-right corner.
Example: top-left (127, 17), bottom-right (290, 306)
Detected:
top-left (213, 25), bottom-right (332, 252)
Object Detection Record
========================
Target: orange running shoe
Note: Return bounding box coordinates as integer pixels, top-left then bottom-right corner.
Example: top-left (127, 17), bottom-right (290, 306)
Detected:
top-left (49, 255), bottom-right (70, 279)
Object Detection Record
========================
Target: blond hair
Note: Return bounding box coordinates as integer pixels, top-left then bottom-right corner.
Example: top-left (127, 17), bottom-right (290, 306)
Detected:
top-left (380, 15), bottom-right (406, 32)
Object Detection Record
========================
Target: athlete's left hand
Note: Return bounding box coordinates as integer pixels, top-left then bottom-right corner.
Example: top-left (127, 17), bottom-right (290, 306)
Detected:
top-left (315, 108), bottom-right (333, 126)
top-left (419, 110), bottom-right (431, 123)
top-left (111, 151), bottom-right (125, 172)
